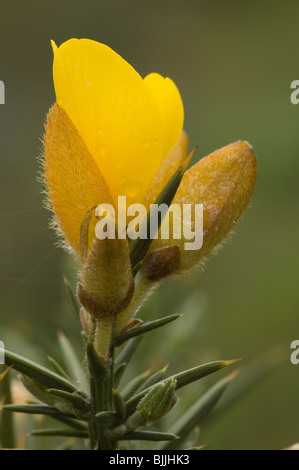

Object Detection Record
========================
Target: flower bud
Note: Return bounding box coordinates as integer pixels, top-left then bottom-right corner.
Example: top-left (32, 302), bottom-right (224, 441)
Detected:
top-left (144, 140), bottom-right (257, 276)
top-left (126, 378), bottom-right (177, 429)
top-left (77, 208), bottom-right (134, 319)
top-left (147, 378), bottom-right (177, 423)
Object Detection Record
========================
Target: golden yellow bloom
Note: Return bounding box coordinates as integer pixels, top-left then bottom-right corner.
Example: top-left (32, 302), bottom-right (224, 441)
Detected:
top-left (45, 38), bottom-right (184, 253)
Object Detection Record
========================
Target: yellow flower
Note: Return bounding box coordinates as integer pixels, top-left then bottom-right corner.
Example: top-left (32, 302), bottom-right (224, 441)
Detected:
top-left (45, 38), bottom-right (184, 253)
top-left (43, 38), bottom-right (257, 342)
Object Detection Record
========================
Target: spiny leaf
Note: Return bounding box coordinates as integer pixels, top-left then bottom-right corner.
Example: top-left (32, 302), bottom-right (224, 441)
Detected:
top-left (159, 371), bottom-right (238, 450)
top-left (113, 314), bottom-right (182, 347)
top-left (86, 342), bottom-right (108, 381)
top-left (116, 430), bottom-right (178, 441)
top-left (137, 365), bottom-right (169, 393)
top-left (63, 276), bottom-right (80, 317)
top-left (126, 359), bottom-right (237, 415)
top-left (131, 261), bottom-right (143, 277)
top-left (4, 402), bottom-right (88, 431)
top-left (58, 331), bottom-right (87, 390)
top-left (174, 359), bottom-right (239, 390)
top-left (113, 363), bottom-right (127, 389)
top-left (2, 403), bottom-right (78, 419)
top-left (114, 337), bottom-right (142, 387)
top-left (1, 348), bottom-right (78, 393)
top-left (114, 337), bottom-right (142, 370)
top-left (121, 370), bottom-right (151, 401)
top-left (47, 388), bottom-right (90, 413)
top-left (20, 375), bottom-right (56, 406)
top-left (48, 356), bottom-right (73, 382)
top-left (0, 366), bottom-right (12, 382)
top-left (130, 147), bottom-right (197, 273)
top-left (55, 417), bottom-right (88, 431)
top-left (30, 427), bottom-right (88, 438)
top-left (112, 389), bottom-right (126, 421)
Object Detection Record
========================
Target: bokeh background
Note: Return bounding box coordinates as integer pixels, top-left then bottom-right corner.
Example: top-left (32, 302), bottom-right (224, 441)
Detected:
top-left (0, 0), bottom-right (299, 450)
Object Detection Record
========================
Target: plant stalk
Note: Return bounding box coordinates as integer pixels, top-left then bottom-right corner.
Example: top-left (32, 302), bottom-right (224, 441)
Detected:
top-left (87, 338), bottom-right (115, 450)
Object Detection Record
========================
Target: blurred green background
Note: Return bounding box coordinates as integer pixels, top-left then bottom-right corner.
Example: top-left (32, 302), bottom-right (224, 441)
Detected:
top-left (0, 0), bottom-right (299, 450)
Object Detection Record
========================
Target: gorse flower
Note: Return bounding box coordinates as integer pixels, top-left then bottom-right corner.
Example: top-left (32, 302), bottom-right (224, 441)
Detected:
top-left (43, 38), bottom-right (257, 349)
top-left (45, 38), bottom-right (184, 253)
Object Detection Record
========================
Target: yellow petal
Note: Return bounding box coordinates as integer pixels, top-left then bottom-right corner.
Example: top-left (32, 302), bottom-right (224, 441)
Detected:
top-left (52, 39), bottom-right (182, 206)
top-left (145, 141), bottom-right (257, 273)
top-left (44, 104), bottom-right (113, 253)
top-left (143, 130), bottom-right (188, 210)
top-left (144, 73), bottom-right (184, 159)
top-left (51, 39), bottom-right (58, 54)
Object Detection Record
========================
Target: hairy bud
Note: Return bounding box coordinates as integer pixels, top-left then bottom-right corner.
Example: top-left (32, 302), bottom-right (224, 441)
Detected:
top-left (78, 208), bottom-right (134, 319)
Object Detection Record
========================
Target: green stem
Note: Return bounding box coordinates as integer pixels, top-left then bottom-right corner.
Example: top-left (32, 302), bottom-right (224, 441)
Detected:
top-left (87, 341), bottom-right (115, 450)
top-left (94, 318), bottom-right (114, 361)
